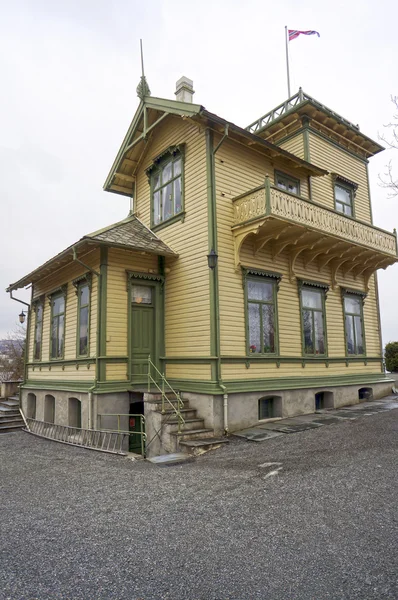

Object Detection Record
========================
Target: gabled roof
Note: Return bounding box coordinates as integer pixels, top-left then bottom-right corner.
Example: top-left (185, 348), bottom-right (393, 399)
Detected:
top-left (103, 95), bottom-right (328, 197)
top-left (6, 215), bottom-right (177, 292)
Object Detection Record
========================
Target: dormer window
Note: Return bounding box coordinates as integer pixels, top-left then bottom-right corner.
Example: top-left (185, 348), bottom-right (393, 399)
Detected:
top-left (147, 145), bottom-right (185, 228)
top-left (275, 170), bottom-right (300, 195)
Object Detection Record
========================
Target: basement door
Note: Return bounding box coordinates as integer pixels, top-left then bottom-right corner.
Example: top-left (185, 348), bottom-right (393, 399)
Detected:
top-left (130, 283), bottom-right (156, 384)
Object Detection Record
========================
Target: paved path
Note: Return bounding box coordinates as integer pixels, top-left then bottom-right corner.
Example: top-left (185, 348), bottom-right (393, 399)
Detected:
top-left (1, 403), bottom-right (397, 599)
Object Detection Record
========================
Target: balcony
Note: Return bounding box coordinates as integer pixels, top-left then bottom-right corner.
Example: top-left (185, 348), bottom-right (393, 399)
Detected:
top-left (232, 179), bottom-right (397, 289)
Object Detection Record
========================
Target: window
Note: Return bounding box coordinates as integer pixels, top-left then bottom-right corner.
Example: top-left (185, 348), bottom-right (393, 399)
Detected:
top-left (150, 148), bottom-right (183, 226)
top-left (246, 277), bottom-right (277, 354)
top-left (300, 287), bottom-right (327, 355)
top-left (50, 291), bottom-right (66, 359)
top-left (258, 396), bottom-right (282, 419)
top-left (77, 283), bottom-right (90, 356)
top-left (44, 394), bottom-right (55, 424)
top-left (335, 182), bottom-right (353, 216)
top-left (33, 302), bottom-right (43, 360)
top-left (275, 171), bottom-right (300, 195)
top-left (344, 294), bottom-right (365, 355)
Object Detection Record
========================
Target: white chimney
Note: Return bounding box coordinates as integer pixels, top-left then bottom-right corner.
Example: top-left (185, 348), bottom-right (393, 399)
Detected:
top-left (175, 76), bottom-right (195, 103)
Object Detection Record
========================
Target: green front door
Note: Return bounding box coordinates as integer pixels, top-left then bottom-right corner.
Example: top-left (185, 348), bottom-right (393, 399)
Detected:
top-left (130, 284), bottom-right (156, 383)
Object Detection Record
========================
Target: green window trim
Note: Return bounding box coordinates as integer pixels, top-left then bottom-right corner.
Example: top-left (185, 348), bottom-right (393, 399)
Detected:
top-left (76, 280), bottom-right (91, 358)
top-left (32, 297), bottom-right (44, 362)
top-left (275, 170), bottom-right (300, 196)
top-left (298, 280), bottom-right (328, 357)
top-left (48, 285), bottom-right (67, 360)
top-left (332, 174), bottom-right (358, 218)
top-left (243, 268), bottom-right (281, 356)
top-left (147, 144), bottom-right (185, 229)
top-left (341, 289), bottom-right (367, 357)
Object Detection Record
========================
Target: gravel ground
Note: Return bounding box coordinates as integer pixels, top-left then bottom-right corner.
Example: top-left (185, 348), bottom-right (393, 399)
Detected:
top-left (0, 407), bottom-right (397, 600)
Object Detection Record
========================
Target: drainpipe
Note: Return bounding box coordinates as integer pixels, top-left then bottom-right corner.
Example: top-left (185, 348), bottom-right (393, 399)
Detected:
top-left (72, 247), bottom-right (101, 428)
top-left (8, 290), bottom-right (31, 401)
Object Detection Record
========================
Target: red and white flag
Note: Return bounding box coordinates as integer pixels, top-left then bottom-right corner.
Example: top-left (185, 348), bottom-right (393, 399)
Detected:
top-left (288, 30), bottom-right (320, 42)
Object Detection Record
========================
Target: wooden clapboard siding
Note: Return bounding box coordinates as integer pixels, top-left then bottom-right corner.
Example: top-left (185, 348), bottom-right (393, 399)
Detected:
top-left (221, 360), bottom-right (378, 381)
top-left (106, 363), bottom-right (128, 381)
top-left (135, 115), bottom-right (210, 357)
top-left (106, 248), bottom-right (158, 357)
top-left (165, 363), bottom-right (212, 381)
top-left (279, 133), bottom-right (305, 159)
top-left (27, 365), bottom-right (95, 382)
top-left (30, 249), bottom-right (99, 363)
top-left (308, 132), bottom-right (372, 222)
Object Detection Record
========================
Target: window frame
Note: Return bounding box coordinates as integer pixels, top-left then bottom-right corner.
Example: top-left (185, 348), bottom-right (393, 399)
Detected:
top-left (342, 290), bottom-right (366, 356)
top-left (76, 280), bottom-right (91, 357)
top-left (32, 298), bottom-right (44, 361)
top-left (298, 281), bottom-right (328, 357)
top-left (333, 174), bottom-right (357, 218)
top-left (243, 268), bottom-right (281, 356)
top-left (275, 170), bottom-right (301, 196)
top-left (48, 286), bottom-right (67, 360)
top-left (147, 145), bottom-right (185, 230)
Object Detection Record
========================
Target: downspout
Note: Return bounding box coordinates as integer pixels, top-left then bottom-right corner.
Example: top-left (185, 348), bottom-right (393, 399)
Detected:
top-left (72, 247), bottom-right (101, 429)
top-left (8, 290), bottom-right (31, 399)
top-left (206, 124), bottom-right (229, 435)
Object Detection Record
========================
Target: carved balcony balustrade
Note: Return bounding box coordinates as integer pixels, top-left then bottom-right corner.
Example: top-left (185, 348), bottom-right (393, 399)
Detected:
top-left (231, 178), bottom-right (398, 289)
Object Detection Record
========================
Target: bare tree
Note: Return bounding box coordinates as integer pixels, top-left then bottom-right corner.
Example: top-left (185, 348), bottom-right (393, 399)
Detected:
top-left (379, 96), bottom-right (398, 197)
top-left (0, 325), bottom-right (26, 382)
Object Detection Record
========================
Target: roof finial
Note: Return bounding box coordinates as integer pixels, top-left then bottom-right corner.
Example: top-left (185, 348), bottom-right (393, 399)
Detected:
top-left (136, 39), bottom-right (151, 100)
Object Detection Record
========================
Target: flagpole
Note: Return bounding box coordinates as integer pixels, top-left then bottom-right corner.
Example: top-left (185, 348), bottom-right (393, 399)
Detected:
top-left (285, 26), bottom-right (291, 98)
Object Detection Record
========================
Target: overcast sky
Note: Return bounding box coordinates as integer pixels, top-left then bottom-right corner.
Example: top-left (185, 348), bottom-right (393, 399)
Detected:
top-left (1, 0), bottom-right (397, 346)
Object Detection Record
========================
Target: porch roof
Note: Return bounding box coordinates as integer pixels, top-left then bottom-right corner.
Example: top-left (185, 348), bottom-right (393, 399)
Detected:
top-left (6, 215), bottom-right (177, 292)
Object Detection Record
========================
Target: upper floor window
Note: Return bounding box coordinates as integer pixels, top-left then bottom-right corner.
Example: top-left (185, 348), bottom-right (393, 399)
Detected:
top-left (77, 282), bottom-right (90, 356)
top-left (275, 171), bottom-right (300, 195)
top-left (50, 289), bottom-right (66, 359)
top-left (343, 293), bottom-right (365, 355)
top-left (149, 147), bottom-right (184, 227)
top-left (333, 175), bottom-right (357, 217)
top-left (300, 285), bottom-right (327, 356)
top-left (33, 301), bottom-right (43, 360)
top-left (245, 272), bottom-right (280, 355)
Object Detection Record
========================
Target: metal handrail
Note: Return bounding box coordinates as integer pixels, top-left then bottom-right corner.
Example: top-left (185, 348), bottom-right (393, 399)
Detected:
top-left (25, 418), bottom-right (129, 455)
top-left (147, 355), bottom-right (185, 433)
top-left (97, 413), bottom-right (146, 457)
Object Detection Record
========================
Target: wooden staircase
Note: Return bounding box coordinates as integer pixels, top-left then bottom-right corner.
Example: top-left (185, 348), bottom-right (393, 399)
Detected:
top-left (0, 396), bottom-right (24, 433)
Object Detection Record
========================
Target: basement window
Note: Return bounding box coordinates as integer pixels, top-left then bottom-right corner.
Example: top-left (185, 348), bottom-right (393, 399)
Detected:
top-left (258, 396), bottom-right (282, 420)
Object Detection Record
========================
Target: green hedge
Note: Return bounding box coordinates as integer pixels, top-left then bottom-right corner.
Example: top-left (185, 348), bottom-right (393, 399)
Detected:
top-left (385, 342), bottom-right (398, 372)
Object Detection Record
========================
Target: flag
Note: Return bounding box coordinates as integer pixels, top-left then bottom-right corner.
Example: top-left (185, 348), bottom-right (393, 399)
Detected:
top-left (288, 30), bottom-right (320, 42)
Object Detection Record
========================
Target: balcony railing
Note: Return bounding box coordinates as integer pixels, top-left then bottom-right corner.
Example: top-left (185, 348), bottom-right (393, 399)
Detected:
top-left (232, 182), bottom-right (397, 258)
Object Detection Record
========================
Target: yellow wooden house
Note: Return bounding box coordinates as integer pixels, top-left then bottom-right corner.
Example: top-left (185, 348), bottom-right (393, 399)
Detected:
top-left (8, 77), bottom-right (397, 456)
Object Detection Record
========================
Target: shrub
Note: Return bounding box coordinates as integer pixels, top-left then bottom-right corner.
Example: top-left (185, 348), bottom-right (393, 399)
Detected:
top-left (384, 342), bottom-right (398, 372)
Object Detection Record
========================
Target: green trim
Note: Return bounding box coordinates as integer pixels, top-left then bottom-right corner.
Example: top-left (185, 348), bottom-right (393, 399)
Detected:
top-left (243, 271), bottom-right (280, 356)
top-left (152, 212), bottom-right (186, 232)
top-left (365, 162), bottom-right (374, 225)
top-left (298, 283), bottom-right (328, 358)
top-left (373, 272), bottom-right (384, 369)
top-left (333, 176), bottom-right (356, 219)
top-left (303, 120), bottom-right (311, 162)
top-left (28, 357), bottom-right (96, 367)
top-left (22, 380), bottom-right (96, 392)
top-left (76, 280), bottom-right (91, 358)
top-left (274, 170), bottom-right (300, 195)
top-left (342, 291), bottom-right (367, 358)
top-left (49, 287), bottom-right (67, 360)
top-left (98, 246), bottom-right (108, 382)
top-left (32, 298), bottom-right (44, 362)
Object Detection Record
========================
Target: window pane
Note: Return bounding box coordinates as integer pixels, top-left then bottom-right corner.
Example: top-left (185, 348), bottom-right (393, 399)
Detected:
top-left (248, 303), bottom-right (260, 353)
top-left (336, 201), bottom-right (344, 213)
top-left (302, 289), bottom-right (322, 309)
top-left (354, 316), bottom-right (364, 354)
top-left (174, 178), bottom-right (182, 214)
top-left (248, 280), bottom-right (273, 302)
top-left (303, 310), bottom-right (314, 354)
top-left (162, 183), bottom-right (173, 221)
top-left (314, 311), bottom-right (325, 354)
top-left (174, 158), bottom-right (182, 177)
top-left (345, 315), bottom-right (355, 354)
top-left (58, 315), bottom-right (64, 357)
top-left (132, 285), bottom-right (152, 304)
top-left (153, 172), bottom-right (160, 190)
top-left (79, 306), bottom-right (89, 355)
top-left (80, 284), bottom-right (89, 306)
top-left (344, 296), bottom-right (360, 314)
top-left (335, 185), bottom-right (351, 204)
top-left (53, 296), bottom-right (64, 315)
top-left (36, 304), bottom-right (43, 322)
top-left (51, 319), bottom-right (58, 357)
top-left (287, 181), bottom-right (298, 194)
top-left (262, 305), bottom-right (275, 353)
top-left (162, 161), bottom-right (172, 183)
top-left (344, 204), bottom-right (352, 216)
top-left (276, 178), bottom-right (287, 191)
top-left (153, 191), bottom-right (161, 225)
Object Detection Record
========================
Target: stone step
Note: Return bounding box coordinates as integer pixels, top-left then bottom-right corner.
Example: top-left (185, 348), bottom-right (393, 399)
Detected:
top-left (148, 399), bottom-right (189, 412)
top-left (0, 400), bottom-right (19, 408)
top-left (171, 428), bottom-right (214, 441)
top-left (0, 416), bottom-right (24, 425)
top-left (179, 437), bottom-right (229, 456)
top-left (163, 418), bottom-right (205, 434)
top-left (160, 408), bottom-right (198, 421)
top-left (148, 453), bottom-right (194, 465)
top-left (0, 407), bottom-right (20, 415)
top-left (0, 423), bottom-right (24, 433)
